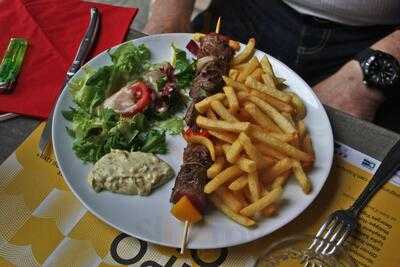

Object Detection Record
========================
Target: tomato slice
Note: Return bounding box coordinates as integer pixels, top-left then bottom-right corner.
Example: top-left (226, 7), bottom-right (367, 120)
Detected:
top-left (103, 81), bottom-right (152, 116)
top-left (129, 82), bottom-right (151, 114)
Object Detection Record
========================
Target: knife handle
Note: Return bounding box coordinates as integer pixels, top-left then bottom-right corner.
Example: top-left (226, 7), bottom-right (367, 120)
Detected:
top-left (67, 8), bottom-right (100, 78)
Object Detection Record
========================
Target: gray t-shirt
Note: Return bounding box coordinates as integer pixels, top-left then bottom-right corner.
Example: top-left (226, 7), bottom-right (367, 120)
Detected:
top-left (283, 0), bottom-right (400, 26)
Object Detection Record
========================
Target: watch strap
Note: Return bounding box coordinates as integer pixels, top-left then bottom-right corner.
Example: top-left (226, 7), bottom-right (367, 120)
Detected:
top-left (355, 48), bottom-right (376, 66)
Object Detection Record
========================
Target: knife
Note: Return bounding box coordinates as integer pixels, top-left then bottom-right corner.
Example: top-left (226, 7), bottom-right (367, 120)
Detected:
top-left (39, 7), bottom-right (100, 155)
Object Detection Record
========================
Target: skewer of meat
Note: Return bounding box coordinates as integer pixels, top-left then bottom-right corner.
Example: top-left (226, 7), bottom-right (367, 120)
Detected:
top-left (169, 18), bottom-right (235, 253)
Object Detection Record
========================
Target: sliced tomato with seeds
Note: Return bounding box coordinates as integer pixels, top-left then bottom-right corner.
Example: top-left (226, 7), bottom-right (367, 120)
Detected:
top-left (104, 81), bottom-right (152, 116)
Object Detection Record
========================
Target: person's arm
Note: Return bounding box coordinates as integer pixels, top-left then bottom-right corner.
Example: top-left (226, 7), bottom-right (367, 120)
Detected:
top-left (313, 29), bottom-right (400, 121)
top-left (144, 0), bottom-right (195, 34)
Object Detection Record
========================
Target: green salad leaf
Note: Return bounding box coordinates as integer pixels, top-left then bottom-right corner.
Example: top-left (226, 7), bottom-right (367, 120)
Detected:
top-left (72, 66), bottom-right (113, 113)
top-left (63, 108), bottom-right (167, 163)
top-left (64, 43), bottom-right (193, 163)
top-left (108, 43), bottom-right (151, 96)
top-left (154, 116), bottom-right (184, 135)
top-left (141, 130), bottom-right (167, 154)
top-left (172, 45), bottom-right (196, 90)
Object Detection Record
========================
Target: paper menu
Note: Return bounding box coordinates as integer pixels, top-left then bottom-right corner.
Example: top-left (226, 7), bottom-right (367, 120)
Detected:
top-left (0, 124), bottom-right (399, 266)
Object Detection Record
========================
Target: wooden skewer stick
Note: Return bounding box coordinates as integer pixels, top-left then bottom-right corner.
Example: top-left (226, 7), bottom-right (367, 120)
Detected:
top-left (180, 220), bottom-right (190, 254)
top-left (215, 17), bottom-right (222, 34)
top-left (180, 17), bottom-right (222, 255)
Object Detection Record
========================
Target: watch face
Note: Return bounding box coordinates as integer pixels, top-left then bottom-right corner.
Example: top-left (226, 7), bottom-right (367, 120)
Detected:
top-left (364, 51), bottom-right (400, 89)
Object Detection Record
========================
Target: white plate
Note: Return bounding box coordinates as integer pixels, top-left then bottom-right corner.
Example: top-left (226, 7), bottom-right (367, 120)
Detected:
top-left (53, 33), bottom-right (333, 249)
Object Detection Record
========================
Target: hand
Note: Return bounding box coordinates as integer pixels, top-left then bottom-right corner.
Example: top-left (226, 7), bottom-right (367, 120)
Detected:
top-left (313, 60), bottom-right (384, 121)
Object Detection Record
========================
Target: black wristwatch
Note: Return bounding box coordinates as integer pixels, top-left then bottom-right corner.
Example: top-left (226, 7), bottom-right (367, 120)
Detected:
top-left (355, 48), bottom-right (400, 97)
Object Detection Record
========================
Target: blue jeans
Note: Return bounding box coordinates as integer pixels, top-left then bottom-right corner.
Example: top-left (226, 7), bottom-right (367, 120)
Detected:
top-left (192, 0), bottom-right (399, 131)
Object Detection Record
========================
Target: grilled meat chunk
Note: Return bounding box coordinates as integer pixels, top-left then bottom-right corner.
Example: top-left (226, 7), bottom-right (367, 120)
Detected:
top-left (170, 144), bottom-right (212, 212)
top-left (198, 33), bottom-right (234, 66)
top-left (190, 59), bottom-right (226, 98)
top-left (183, 144), bottom-right (213, 168)
top-left (170, 163), bottom-right (208, 212)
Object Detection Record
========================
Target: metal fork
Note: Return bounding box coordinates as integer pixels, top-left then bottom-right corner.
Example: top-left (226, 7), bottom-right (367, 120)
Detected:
top-left (305, 138), bottom-right (400, 265)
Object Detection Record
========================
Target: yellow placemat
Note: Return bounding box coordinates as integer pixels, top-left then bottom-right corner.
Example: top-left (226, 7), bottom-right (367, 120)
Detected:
top-left (0, 123), bottom-right (399, 266)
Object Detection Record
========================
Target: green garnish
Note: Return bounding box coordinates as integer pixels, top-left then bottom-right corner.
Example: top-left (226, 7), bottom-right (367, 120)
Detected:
top-left (0, 38), bottom-right (28, 92)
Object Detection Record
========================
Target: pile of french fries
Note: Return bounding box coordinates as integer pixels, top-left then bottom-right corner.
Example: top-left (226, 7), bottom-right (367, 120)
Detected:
top-left (189, 38), bottom-right (316, 227)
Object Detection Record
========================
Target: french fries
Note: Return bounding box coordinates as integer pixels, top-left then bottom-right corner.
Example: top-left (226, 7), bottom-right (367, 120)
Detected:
top-left (248, 96), bottom-right (296, 134)
top-left (206, 108), bottom-right (218, 120)
top-left (248, 171), bottom-right (260, 202)
top-left (288, 92), bottom-right (307, 120)
top-left (229, 69), bottom-right (239, 80)
top-left (244, 102), bottom-right (283, 133)
top-left (196, 116), bottom-right (250, 133)
top-left (238, 132), bottom-right (266, 169)
top-left (190, 37), bottom-right (316, 227)
top-left (233, 190), bottom-right (249, 207)
top-left (271, 172), bottom-right (290, 190)
top-left (223, 86), bottom-right (239, 113)
top-left (215, 187), bottom-right (244, 212)
top-left (204, 165), bottom-right (243, 194)
top-left (237, 57), bottom-right (259, 82)
top-left (297, 120), bottom-right (307, 141)
top-left (208, 130), bottom-right (237, 144)
top-left (209, 194), bottom-right (256, 227)
top-left (240, 187), bottom-right (283, 217)
top-left (245, 76), bottom-right (290, 103)
top-left (257, 143), bottom-right (287, 160)
top-left (301, 134), bottom-right (315, 172)
top-left (215, 144), bottom-right (223, 156)
top-left (229, 175), bottom-right (248, 191)
top-left (236, 157), bottom-right (257, 173)
top-left (223, 76), bottom-right (249, 92)
top-left (261, 74), bottom-right (278, 91)
top-left (249, 126), bottom-right (313, 162)
top-left (292, 160), bottom-right (312, 194)
top-left (262, 203), bottom-right (279, 217)
top-left (260, 55), bottom-right (275, 78)
top-left (226, 138), bottom-right (243, 163)
top-left (231, 38), bottom-right (256, 65)
top-left (250, 90), bottom-right (293, 113)
top-left (210, 100), bottom-right (239, 122)
top-left (250, 68), bottom-right (264, 81)
top-left (195, 93), bottom-right (225, 113)
top-left (302, 134), bottom-right (314, 156)
top-left (207, 156), bottom-right (226, 178)
top-left (268, 132), bottom-right (295, 143)
top-left (262, 158), bottom-right (293, 183)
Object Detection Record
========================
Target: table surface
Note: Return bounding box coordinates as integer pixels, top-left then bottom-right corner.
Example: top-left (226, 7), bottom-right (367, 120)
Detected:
top-left (1, 30), bottom-right (399, 164)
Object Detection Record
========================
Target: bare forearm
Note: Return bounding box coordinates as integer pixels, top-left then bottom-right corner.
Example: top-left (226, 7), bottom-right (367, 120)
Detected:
top-left (371, 29), bottom-right (400, 60)
top-left (144, 0), bottom-right (195, 34)
top-left (313, 29), bottom-right (400, 121)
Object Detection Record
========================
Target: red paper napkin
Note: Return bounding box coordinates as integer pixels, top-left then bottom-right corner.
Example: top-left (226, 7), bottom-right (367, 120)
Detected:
top-left (0, 0), bottom-right (138, 119)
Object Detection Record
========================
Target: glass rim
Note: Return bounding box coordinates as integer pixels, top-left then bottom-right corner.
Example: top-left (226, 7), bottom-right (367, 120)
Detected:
top-left (255, 234), bottom-right (357, 267)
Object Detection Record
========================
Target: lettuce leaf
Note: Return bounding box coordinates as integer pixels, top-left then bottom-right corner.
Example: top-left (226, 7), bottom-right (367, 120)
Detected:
top-left (63, 108), bottom-right (167, 163)
top-left (154, 116), bottom-right (184, 135)
top-left (73, 66), bottom-right (113, 113)
top-left (171, 45), bottom-right (196, 90)
top-left (108, 43), bottom-right (151, 94)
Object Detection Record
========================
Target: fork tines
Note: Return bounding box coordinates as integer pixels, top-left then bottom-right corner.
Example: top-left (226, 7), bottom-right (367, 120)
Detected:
top-left (308, 210), bottom-right (355, 256)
